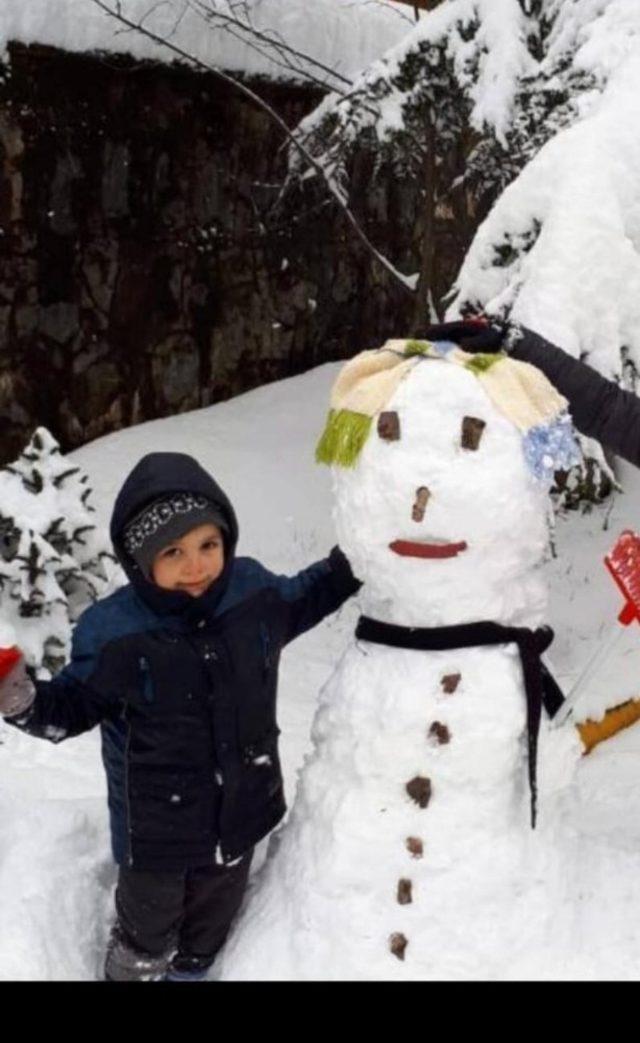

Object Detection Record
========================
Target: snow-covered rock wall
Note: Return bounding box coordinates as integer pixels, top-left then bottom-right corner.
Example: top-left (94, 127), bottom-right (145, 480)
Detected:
top-left (0, 34), bottom-right (421, 464)
top-left (0, 2), bottom-right (418, 463)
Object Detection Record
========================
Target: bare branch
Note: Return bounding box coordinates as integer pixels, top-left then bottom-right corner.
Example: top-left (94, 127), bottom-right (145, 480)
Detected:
top-left (90, 0), bottom-right (416, 292)
top-left (187, 0), bottom-right (353, 92)
top-left (188, 1), bottom-right (349, 94)
top-left (139, 0), bottom-right (175, 31)
top-left (343, 1), bottom-right (415, 25)
top-left (165, 0), bottom-right (191, 38)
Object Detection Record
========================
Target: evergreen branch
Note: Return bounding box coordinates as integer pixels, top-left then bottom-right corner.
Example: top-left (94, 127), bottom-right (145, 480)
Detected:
top-left (52, 467), bottom-right (81, 488)
top-left (71, 525), bottom-right (96, 546)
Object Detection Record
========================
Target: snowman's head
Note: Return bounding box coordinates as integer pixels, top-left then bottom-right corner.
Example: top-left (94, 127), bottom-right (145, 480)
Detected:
top-left (317, 340), bottom-right (579, 627)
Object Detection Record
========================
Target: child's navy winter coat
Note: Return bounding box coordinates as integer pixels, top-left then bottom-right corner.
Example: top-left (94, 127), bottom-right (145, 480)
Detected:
top-left (7, 453), bottom-right (360, 870)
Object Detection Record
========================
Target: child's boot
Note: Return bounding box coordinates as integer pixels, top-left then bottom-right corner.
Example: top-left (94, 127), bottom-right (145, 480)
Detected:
top-left (104, 923), bottom-right (172, 982)
top-left (164, 951), bottom-right (215, 982)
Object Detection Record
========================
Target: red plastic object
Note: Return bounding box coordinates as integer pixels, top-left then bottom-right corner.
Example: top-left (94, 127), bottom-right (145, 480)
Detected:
top-left (605, 530), bottom-right (640, 625)
top-left (0, 646), bottom-right (22, 680)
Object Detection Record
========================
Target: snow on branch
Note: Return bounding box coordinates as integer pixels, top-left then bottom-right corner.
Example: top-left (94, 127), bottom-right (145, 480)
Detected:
top-left (450, 1), bottom-right (640, 381)
top-left (291, 0), bottom-right (640, 345)
top-left (443, 0), bottom-right (640, 501)
top-left (0, 429), bottom-right (122, 676)
top-left (292, 0), bottom-right (534, 175)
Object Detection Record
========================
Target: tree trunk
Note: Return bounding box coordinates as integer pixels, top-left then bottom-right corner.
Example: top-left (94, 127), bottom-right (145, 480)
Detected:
top-left (410, 120), bottom-right (438, 332)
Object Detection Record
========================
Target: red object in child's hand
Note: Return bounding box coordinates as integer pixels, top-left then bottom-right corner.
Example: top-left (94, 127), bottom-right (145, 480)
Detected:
top-left (605, 530), bottom-right (640, 625)
top-left (0, 646), bottom-right (22, 680)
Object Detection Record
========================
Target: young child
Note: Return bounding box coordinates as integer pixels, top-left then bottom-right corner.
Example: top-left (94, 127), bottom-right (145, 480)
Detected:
top-left (0, 451), bottom-right (361, 981)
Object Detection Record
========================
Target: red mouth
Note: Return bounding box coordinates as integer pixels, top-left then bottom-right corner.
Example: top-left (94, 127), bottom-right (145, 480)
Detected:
top-left (389, 539), bottom-right (468, 560)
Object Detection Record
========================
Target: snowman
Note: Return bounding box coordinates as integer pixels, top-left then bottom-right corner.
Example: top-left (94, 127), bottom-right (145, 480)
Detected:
top-left (219, 339), bottom-right (583, 980)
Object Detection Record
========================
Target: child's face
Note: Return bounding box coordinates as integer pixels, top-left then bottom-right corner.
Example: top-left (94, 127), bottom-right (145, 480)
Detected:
top-left (151, 523), bottom-right (225, 596)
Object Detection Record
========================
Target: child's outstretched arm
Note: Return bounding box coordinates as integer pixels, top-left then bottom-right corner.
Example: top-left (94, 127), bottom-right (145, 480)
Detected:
top-left (507, 325), bottom-right (640, 467)
top-left (0, 611), bottom-right (120, 742)
top-left (269, 546), bottom-right (361, 644)
top-left (423, 320), bottom-right (640, 467)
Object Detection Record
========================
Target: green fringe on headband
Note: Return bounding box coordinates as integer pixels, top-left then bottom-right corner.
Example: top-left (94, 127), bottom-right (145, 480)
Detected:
top-left (315, 408), bottom-right (373, 467)
top-left (403, 340), bottom-right (433, 358)
top-left (464, 352), bottom-right (506, 375)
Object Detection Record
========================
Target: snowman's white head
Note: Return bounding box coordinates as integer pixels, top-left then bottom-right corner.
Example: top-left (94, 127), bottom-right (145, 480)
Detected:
top-left (317, 340), bottom-right (579, 628)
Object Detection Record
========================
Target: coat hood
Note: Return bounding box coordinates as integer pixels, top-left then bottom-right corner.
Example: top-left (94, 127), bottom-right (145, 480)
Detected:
top-left (110, 452), bottom-right (239, 618)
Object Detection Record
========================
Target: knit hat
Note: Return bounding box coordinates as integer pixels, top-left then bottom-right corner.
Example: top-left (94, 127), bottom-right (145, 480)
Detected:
top-left (122, 493), bottom-right (229, 580)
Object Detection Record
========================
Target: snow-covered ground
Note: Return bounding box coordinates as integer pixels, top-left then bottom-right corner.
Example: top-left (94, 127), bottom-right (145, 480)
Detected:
top-left (0, 0), bottom-right (413, 85)
top-left (2, 362), bottom-right (640, 979)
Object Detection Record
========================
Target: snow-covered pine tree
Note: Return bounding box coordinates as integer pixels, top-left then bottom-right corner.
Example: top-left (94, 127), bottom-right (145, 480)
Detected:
top-left (287, 0), bottom-right (640, 504)
top-left (0, 428), bottom-right (122, 676)
top-left (450, 0), bottom-right (640, 505)
top-left (287, 0), bottom-right (542, 325)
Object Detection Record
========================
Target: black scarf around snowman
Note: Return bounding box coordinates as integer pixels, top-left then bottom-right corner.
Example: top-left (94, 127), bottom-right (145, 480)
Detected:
top-left (317, 338), bottom-right (581, 828)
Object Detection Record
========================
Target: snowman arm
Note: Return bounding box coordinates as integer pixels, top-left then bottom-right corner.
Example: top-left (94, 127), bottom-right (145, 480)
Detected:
top-left (508, 326), bottom-right (640, 466)
top-left (271, 546), bottom-right (361, 645)
top-left (3, 609), bottom-right (119, 742)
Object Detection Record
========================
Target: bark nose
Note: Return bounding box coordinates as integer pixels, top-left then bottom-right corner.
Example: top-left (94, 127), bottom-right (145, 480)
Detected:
top-left (412, 486), bottom-right (431, 522)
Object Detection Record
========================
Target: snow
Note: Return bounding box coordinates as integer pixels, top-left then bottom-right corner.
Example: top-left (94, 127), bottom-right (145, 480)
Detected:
top-left (0, 429), bottom-right (120, 675)
top-left (221, 644), bottom-right (560, 981)
top-left (553, 0), bottom-right (640, 86)
top-left (460, 0), bottom-right (536, 145)
top-left (0, 621), bottom-right (17, 648)
top-left (286, 1), bottom-right (640, 403)
top-left (331, 357), bottom-right (552, 628)
top-left (218, 352), bottom-right (585, 979)
top-left (449, 1), bottom-right (640, 385)
top-left (296, 0), bottom-right (538, 158)
top-left (451, 49), bottom-right (640, 376)
top-left (2, 360), bottom-right (640, 978)
top-left (0, 0), bottom-right (412, 86)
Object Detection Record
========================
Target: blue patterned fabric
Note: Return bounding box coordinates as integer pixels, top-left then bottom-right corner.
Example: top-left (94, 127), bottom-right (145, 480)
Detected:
top-left (522, 414), bottom-right (581, 482)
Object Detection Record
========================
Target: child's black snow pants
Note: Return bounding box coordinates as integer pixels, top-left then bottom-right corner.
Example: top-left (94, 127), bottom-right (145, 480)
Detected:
top-left (104, 850), bottom-right (253, 981)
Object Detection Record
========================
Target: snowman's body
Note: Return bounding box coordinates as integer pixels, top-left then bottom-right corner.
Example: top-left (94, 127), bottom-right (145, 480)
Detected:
top-left (219, 353), bottom-right (579, 980)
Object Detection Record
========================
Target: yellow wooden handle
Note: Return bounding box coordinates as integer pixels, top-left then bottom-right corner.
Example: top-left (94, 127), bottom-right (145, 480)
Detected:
top-left (576, 699), bottom-right (640, 754)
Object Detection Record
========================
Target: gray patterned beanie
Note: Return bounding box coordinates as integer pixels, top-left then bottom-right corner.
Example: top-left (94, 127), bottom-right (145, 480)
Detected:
top-left (122, 493), bottom-right (229, 579)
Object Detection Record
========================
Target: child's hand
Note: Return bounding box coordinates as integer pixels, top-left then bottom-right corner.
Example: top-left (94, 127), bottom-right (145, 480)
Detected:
top-left (0, 648), bottom-right (35, 718)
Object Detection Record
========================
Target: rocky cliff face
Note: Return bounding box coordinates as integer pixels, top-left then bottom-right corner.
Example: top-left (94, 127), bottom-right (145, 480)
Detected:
top-left (0, 42), bottom-right (471, 462)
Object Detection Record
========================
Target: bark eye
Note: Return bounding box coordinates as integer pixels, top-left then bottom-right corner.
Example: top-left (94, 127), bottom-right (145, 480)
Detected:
top-left (461, 416), bottom-right (486, 451)
top-left (377, 411), bottom-right (400, 441)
